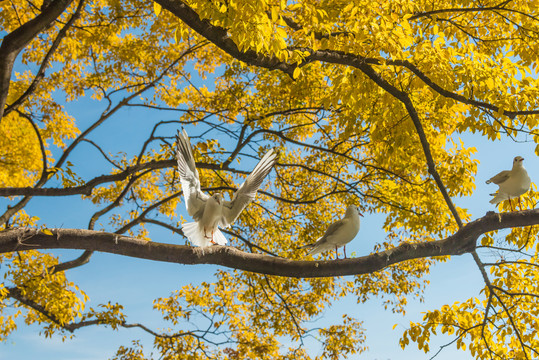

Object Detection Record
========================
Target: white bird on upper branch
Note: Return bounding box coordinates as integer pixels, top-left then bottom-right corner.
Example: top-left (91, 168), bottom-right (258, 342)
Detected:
top-left (486, 156), bottom-right (531, 211)
top-left (300, 205), bottom-right (362, 259)
top-left (176, 129), bottom-right (277, 247)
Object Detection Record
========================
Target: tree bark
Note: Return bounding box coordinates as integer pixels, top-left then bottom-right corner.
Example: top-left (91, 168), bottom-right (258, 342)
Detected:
top-left (1, 210), bottom-right (538, 278)
top-left (0, 0), bottom-right (74, 120)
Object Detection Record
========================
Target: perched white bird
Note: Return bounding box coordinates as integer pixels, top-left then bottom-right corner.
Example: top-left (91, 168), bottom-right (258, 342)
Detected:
top-left (486, 156), bottom-right (531, 211)
top-left (176, 129), bottom-right (277, 247)
top-left (300, 205), bottom-right (362, 259)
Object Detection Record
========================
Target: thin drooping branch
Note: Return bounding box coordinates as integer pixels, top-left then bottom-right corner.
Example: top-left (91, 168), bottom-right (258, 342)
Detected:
top-left (491, 290), bottom-right (530, 360)
top-left (409, 0), bottom-right (513, 20)
top-left (8, 285), bottom-right (224, 339)
top-left (114, 190), bottom-right (182, 234)
top-left (1, 210), bottom-right (539, 278)
top-left (80, 138), bottom-right (123, 170)
top-left (472, 247), bottom-right (536, 358)
top-left (263, 275), bottom-right (305, 342)
top-left (352, 63), bottom-right (464, 228)
top-left (17, 110), bottom-right (48, 180)
top-left (51, 249), bottom-right (93, 274)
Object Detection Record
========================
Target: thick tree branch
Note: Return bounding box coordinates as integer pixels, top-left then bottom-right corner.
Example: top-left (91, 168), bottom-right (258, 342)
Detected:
top-left (2, 210), bottom-right (539, 278)
top-left (0, 0), bottom-right (75, 120)
top-left (155, 0), bottom-right (294, 76)
top-left (4, 0), bottom-right (85, 116)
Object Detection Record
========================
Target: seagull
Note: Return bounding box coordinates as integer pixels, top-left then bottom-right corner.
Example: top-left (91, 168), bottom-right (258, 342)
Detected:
top-left (300, 205), bottom-right (362, 259)
top-left (176, 129), bottom-right (277, 247)
top-left (486, 156), bottom-right (531, 211)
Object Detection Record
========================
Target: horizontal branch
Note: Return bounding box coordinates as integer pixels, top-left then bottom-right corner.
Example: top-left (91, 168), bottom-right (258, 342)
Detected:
top-left (0, 160), bottom-right (228, 197)
top-left (409, 0), bottom-right (513, 20)
top-left (1, 210), bottom-right (539, 278)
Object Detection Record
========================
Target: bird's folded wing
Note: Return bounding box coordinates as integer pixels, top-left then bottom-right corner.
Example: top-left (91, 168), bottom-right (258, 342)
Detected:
top-left (222, 149), bottom-right (277, 225)
top-left (486, 170), bottom-right (511, 184)
top-left (176, 129), bottom-right (209, 218)
top-left (321, 218), bottom-right (347, 239)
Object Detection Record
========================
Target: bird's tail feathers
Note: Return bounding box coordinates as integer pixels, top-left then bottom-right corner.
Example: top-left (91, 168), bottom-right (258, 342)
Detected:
top-left (307, 243), bottom-right (332, 256)
top-left (182, 222), bottom-right (211, 247)
top-left (489, 192), bottom-right (509, 205)
top-left (298, 237), bottom-right (331, 256)
top-left (297, 236), bottom-right (322, 250)
top-left (181, 222), bottom-right (228, 247)
top-left (212, 228), bottom-right (228, 245)
top-left (297, 243), bottom-right (314, 250)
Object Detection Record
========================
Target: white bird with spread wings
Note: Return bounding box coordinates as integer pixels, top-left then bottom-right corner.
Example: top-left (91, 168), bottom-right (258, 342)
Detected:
top-left (176, 129), bottom-right (277, 247)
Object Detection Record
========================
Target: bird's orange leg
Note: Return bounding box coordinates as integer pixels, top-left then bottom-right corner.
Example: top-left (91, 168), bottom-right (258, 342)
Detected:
top-left (343, 245), bottom-right (347, 259)
top-left (508, 198), bottom-right (514, 211)
top-left (335, 246), bottom-right (339, 260)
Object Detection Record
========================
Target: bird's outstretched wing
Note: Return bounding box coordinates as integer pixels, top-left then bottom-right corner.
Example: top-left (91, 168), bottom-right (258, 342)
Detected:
top-left (221, 149), bottom-right (277, 225)
top-left (176, 129), bottom-right (209, 220)
top-left (486, 170), bottom-right (511, 185)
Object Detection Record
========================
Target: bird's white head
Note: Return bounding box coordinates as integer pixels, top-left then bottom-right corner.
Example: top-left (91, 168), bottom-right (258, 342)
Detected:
top-left (212, 193), bottom-right (223, 205)
top-left (513, 156), bottom-right (525, 168)
top-left (346, 205), bottom-right (363, 217)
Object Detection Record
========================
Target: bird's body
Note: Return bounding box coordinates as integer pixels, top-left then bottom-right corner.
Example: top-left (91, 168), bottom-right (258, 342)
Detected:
top-left (301, 205), bottom-right (362, 258)
top-left (486, 156), bottom-right (531, 209)
top-left (176, 129), bottom-right (277, 247)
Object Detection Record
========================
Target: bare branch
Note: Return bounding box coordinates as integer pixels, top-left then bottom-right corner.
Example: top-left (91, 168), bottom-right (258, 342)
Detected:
top-left (1, 210), bottom-right (539, 278)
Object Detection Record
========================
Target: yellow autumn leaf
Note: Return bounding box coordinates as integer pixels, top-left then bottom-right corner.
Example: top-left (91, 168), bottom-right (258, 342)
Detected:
top-left (154, 2), bottom-right (162, 16)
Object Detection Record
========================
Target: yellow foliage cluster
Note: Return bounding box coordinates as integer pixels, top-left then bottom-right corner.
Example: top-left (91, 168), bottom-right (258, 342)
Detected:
top-left (0, 251), bottom-right (88, 340)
